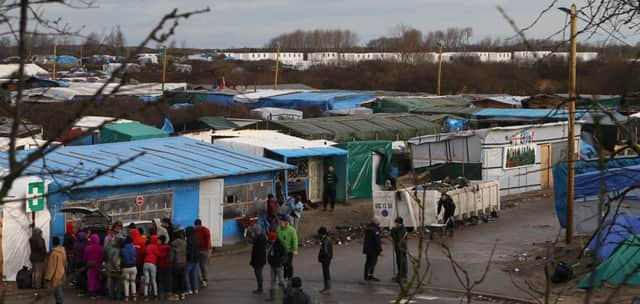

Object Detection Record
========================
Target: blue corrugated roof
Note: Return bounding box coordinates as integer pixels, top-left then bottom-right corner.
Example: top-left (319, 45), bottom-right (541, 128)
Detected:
top-left (257, 91), bottom-right (375, 111)
top-left (271, 146), bottom-right (348, 158)
top-left (472, 108), bottom-right (588, 119)
top-left (0, 137), bottom-right (293, 189)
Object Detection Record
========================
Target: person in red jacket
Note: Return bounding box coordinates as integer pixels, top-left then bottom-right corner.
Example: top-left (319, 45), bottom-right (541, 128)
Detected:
top-left (143, 235), bottom-right (160, 300)
top-left (129, 228), bottom-right (146, 289)
top-left (156, 235), bottom-right (172, 298)
top-left (194, 219), bottom-right (212, 287)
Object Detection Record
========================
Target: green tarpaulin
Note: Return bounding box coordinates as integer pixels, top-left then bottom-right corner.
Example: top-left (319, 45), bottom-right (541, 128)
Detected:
top-left (100, 122), bottom-right (169, 143)
top-left (367, 96), bottom-right (470, 114)
top-left (336, 141), bottom-right (392, 200)
top-left (578, 235), bottom-right (640, 288)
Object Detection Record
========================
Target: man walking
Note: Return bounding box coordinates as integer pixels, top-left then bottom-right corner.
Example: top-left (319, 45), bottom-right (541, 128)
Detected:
top-left (265, 231), bottom-right (287, 302)
top-left (194, 219), bottom-right (212, 287)
top-left (249, 225), bottom-right (267, 294)
top-left (363, 217), bottom-right (383, 281)
top-left (323, 164), bottom-right (338, 211)
top-left (437, 191), bottom-right (457, 235)
top-left (317, 227), bottom-right (333, 294)
top-left (29, 227), bottom-right (47, 289)
top-left (45, 236), bottom-right (66, 304)
top-left (276, 215), bottom-right (298, 283)
top-left (169, 226), bottom-right (187, 301)
top-left (391, 217), bottom-right (408, 282)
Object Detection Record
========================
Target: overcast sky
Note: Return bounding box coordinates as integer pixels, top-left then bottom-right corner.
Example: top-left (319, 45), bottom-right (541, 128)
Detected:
top-left (44, 0), bottom-right (622, 49)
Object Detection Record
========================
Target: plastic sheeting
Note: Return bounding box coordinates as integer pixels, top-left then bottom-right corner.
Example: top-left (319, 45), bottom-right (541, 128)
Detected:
top-left (553, 157), bottom-right (640, 228)
top-left (578, 235), bottom-right (640, 288)
top-left (587, 214), bottom-right (640, 261)
top-left (336, 141), bottom-right (392, 199)
top-left (1, 176), bottom-right (51, 281)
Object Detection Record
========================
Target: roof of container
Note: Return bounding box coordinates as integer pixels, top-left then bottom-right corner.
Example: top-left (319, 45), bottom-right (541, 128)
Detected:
top-left (212, 130), bottom-right (347, 158)
top-left (259, 91), bottom-right (376, 110)
top-left (102, 122), bottom-right (168, 137)
top-left (472, 108), bottom-right (587, 119)
top-left (0, 137), bottom-right (293, 189)
top-left (244, 113), bottom-right (440, 142)
top-left (197, 116), bottom-right (239, 130)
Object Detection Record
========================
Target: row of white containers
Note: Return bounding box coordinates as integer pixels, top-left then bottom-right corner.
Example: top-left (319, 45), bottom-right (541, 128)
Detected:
top-left (373, 180), bottom-right (500, 228)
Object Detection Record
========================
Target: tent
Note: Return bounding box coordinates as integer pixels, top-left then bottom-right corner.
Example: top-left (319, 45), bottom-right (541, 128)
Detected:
top-left (56, 55), bottom-right (78, 65)
top-left (578, 235), bottom-right (640, 288)
top-left (587, 214), bottom-right (640, 261)
top-left (100, 122), bottom-right (169, 143)
top-left (335, 141), bottom-right (392, 200)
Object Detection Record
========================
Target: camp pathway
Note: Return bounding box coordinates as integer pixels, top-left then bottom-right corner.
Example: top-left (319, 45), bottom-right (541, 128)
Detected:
top-left (53, 195), bottom-right (556, 303)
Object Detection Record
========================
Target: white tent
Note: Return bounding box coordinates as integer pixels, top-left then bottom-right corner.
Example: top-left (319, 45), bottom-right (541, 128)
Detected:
top-left (0, 176), bottom-right (51, 281)
top-left (0, 64), bottom-right (48, 79)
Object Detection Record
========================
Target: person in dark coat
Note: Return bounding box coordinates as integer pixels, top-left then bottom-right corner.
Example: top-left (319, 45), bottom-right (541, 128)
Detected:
top-left (29, 228), bottom-right (47, 289)
top-left (363, 217), bottom-right (383, 281)
top-left (323, 164), bottom-right (338, 211)
top-left (185, 227), bottom-right (200, 295)
top-left (390, 217), bottom-right (408, 282)
top-left (265, 232), bottom-right (287, 302)
top-left (249, 225), bottom-right (267, 294)
top-left (283, 277), bottom-right (310, 304)
top-left (317, 227), bottom-right (333, 294)
top-left (437, 192), bottom-right (456, 235)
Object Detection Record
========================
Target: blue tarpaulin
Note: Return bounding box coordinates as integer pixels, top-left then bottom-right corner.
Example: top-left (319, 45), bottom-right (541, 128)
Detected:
top-left (256, 91), bottom-right (374, 111)
top-left (55, 55), bottom-right (78, 65)
top-left (473, 108), bottom-right (588, 120)
top-left (587, 214), bottom-right (640, 261)
top-left (554, 157), bottom-right (640, 227)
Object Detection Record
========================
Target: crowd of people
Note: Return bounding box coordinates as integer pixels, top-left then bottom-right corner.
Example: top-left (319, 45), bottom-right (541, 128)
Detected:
top-left (26, 180), bottom-right (455, 304)
top-left (29, 218), bottom-right (213, 303)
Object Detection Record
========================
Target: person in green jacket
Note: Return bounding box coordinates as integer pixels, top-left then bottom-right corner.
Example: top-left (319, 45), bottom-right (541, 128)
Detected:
top-left (276, 215), bottom-right (298, 283)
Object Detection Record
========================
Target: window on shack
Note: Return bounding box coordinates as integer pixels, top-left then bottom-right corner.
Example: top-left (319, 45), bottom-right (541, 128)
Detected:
top-left (223, 180), bottom-right (272, 220)
top-left (63, 192), bottom-right (173, 226)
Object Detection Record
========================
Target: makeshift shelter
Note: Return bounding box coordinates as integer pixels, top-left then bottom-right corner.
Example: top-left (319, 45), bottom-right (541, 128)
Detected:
top-left (211, 130), bottom-right (348, 203)
top-left (554, 157), bottom-right (640, 235)
top-left (366, 96), bottom-right (470, 113)
top-left (0, 63), bottom-right (48, 79)
top-left (56, 55), bottom-right (78, 65)
top-left (410, 122), bottom-right (579, 195)
top-left (0, 176), bottom-right (51, 281)
top-left (334, 141), bottom-right (392, 199)
top-left (163, 89), bottom-right (237, 106)
top-left (578, 235), bottom-right (640, 289)
top-left (0, 137), bottom-right (293, 250)
top-left (100, 122), bottom-right (169, 143)
top-left (242, 113), bottom-right (440, 142)
top-left (587, 214), bottom-right (640, 261)
top-left (250, 107), bottom-right (303, 121)
top-left (470, 96), bottom-right (525, 108)
top-left (255, 91), bottom-right (375, 111)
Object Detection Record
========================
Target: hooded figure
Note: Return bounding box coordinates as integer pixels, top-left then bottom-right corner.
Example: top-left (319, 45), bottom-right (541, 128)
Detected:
top-left (83, 234), bottom-right (104, 297)
top-left (153, 219), bottom-right (169, 244)
top-left (250, 224), bottom-right (267, 294)
top-left (63, 221), bottom-right (76, 254)
top-left (143, 235), bottom-right (160, 299)
top-left (185, 227), bottom-right (200, 294)
top-left (29, 228), bottom-right (47, 289)
top-left (129, 228), bottom-right (146, 267)
top-left (72, 231), bottom-right (88, 290)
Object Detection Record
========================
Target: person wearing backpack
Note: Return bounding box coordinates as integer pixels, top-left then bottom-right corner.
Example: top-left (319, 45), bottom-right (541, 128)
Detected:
top-left (121, 236), bottom-right (138, 302)
top-left (265, 231), bottom-right (287, 302)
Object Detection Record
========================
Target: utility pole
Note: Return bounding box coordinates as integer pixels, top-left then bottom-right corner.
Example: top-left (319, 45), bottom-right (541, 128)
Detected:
top-left (52, 44), bottom-right (57, 80)
top-left (161, 46), bottom-right (168, 92)
top-left (436, 44), bottom-right (443, 96)
top-left (565, 4), bottom-right (578, 244)
top-left (274, 45), bottom-right (280, 90)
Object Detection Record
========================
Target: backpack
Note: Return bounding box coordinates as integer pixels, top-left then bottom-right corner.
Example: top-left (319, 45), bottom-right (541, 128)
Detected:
top-left (551, 261), bottom-right (574, 284)
top-left (16, 266), bottom-right (32, 289)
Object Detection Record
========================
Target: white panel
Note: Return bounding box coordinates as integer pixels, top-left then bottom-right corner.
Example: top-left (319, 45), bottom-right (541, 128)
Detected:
top-left (199, 179), bottom-right (224, 247)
